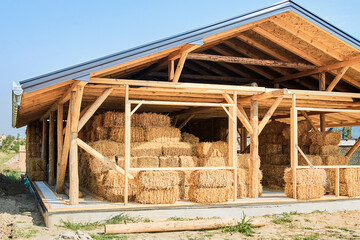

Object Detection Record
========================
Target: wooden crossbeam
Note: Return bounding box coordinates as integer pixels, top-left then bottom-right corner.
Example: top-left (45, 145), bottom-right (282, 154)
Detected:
top-left (187, 53), bottom-right (316, 69)
top-left (296, 145), bottom-right (314, 168)
top-left (238, 89), bottom-right (288, 103)
top-left (78, 88), bottom-right (113, 131)
top-left (346, 138), bottom-right (360, 158)
top-left (172, 52), bottom-right (188, 83)
top-left (258, 96), bottom-right (283, 134)
top-left (77, 138), bottom-right (134, 179)
top-left (326, 66), bottom-right (350, 92)
top-left (300, 111), bottom-right (319, 132)
top-left (41, 81), bottom-right (87, 120)
top-left (273, 57), bottom-right (360, 83)
top-left (178, 114), bottom-right (195, 130)
top-left (223, 94), bottom-right (253, 134)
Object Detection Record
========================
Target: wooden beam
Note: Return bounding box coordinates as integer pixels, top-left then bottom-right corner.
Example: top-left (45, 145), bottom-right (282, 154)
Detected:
top-left (300, 111), bottom-right (319, 132)
top-left (187, 53), bottom-right (316, 69)
top-left (41, 81), bottom-right (87, 120)
top-left (178, 114), bottom-right (195, 130)
top-left (168, 60), bottom-right (174, 81)
top-left (249, 99), bottom-right (259, 198)
top-left (78, 88), bottom-right (113, 131)
top-left (229, 91), bottom-right (237, 201)
top-left (290, 94), bottom-right (298, 199)
top-left (346, 138), bottom-right (360, 158)
top-left (124, 85), bottom-right (130, 205)
top-left (41, 119), bottom-right (47, 160)
top-left (238, 89), bottom-right (288, 103)
top-left (240, 127), bottom-right (248, 153)
top-left (258, 96), bottom-right (283, 134)
top-left (57, 104), bottom-right (63, 176)
top-left (223, 94), bottom-right (253, 135)
top-left (296, 145), bottom-right (314, 168)
top-left (274, 57), bottom-right (360, 83)
top-left (326, 66), bottom-right (350, 92)
top-left (172, 52), bottom-right (188, 83)
top-left (48, 111), bottom-right (55, 186)
top-left (335, 167), bottom-right (340, 197)
top-left (319, 73), bottom-right (326, 132)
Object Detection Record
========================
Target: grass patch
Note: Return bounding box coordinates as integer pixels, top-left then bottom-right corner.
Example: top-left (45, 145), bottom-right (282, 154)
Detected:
top-left (91, 234), bottom-right (128, 240)
top-left (61, 221), bottom-right (101, 231)
top-left (168, 216), bottom-right (219, 221)
top-left (223, 214), bottom-right (255, 237)
top-left (12, 226), bottom-right (38, 238)
top-left (105, 213), bottom-right (149, 224)
top-left (272, 213), bottom-right (292, 224)
top-left (293, 233), bottom-right (319, 240)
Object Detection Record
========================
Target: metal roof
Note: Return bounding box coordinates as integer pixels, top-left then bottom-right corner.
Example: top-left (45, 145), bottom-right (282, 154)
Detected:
top-left (18, 0), bottom-right (360, 93)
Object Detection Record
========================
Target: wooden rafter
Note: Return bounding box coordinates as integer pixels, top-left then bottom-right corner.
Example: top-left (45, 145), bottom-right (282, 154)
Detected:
top-left (178, 114), bottom-right (195, 130)
top-left (238, 89), bottom-right (287, 103)
top-left (326, 66), bottom-right (350, 92)
top-left (187, 53), bottom-right (315, 69)
top-left (300, 111), bottom-right (319, 132)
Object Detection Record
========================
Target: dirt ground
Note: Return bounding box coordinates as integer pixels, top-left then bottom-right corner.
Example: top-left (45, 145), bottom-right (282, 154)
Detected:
top-left (1, 157), bottom-right (360, 239)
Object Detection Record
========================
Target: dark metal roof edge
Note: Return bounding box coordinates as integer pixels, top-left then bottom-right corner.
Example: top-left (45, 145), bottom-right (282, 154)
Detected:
top-left (19, 0), bottom-right (360, 93)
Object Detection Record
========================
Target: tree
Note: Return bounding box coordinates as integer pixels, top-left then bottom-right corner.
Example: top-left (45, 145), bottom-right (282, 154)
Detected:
top-left (332, 127), bottom-right (352, 139)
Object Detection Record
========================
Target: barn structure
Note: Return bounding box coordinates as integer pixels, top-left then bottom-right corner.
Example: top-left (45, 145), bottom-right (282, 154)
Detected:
top-left (12, 0), bottom-right (360, 226)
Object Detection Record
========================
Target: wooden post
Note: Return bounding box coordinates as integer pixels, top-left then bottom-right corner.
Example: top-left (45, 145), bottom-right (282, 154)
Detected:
top-left (57, 104), bottom-right (63, 168)
top-left (124, 85), bottom-right (131, 205)
top-left (249, 99), bottom-right (259, 198)
top-left (319, 72), bottom-right (326, 132)
top-left (335, 168), bottom-right (340, 197)
top-left (168, 60), bottom-right (174, 81)
top-left (241, 127), bottom-right (247, 153)
top-left (290, 94), bottom-right (298, 199)
top-left (41, 119), bottom-right (48, 160)
top-left (48, 111), bottom-right (55, 186)
top-left (69, 86), bottom-right (84, 205)
top-left (228, 91), bottom-right (237, 201)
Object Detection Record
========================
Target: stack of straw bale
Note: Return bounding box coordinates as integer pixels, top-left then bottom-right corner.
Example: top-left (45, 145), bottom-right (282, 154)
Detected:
top-left (178, 170), bottom-right (192, 199)
top-left (284, 168), bottom-right (326, 200)
top-left (196, 141), bottom-right (228, 167)
top-left (182, 132), bottom-right (199, 144)
top-left (26, 121), bottom-right (47, 181)
top-left (326, 168), bottom-right (360, 197)
top-left (189, 170), bottom-right (232, 203)
top-left (259, 121), bottom-right (291, 189)
top-left (236, 154), bottom-right (263, 198)
top-left (136, 171), bottom-right (179, 204)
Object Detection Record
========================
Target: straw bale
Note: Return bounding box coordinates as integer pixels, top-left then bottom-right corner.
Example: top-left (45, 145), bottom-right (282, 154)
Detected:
top-left (188, 186), bottom-right (229, 203)
top-left (309, 145), bottom-right (339, 155)
top-left (327, 168), bottom-right (360, 184)
top-left (178, 170), bottom-right (192, 186)
top-left (236, 182), bottom-right (262, 199)
top-left (285, 183), bottom-right (325, 200)
top-left (308, 131), bottom-right (341, 145)
top-left (136, 156), bottom-right (159, 168)
top-left (179, 156), bottom-right (198, 167)
top-left (322, 155), bottom-right (349, 165)
top-left (29, 158), bottom-right (47, 172)
top-left (91, 127), bottom-right (109, 141)
top-left (259, 134), bottom-right (285, 144)
top-left (131, 142), bottom-right (162, 157)
top-left (114, 157), bottom-right (139, 168)
top-left (159, 156), bottom-right (179, 167)
top-left (136, 113), bottom-right (171, 128)
top-left (104, 111), bottom-right (125, 127)
top-left (109, 127), bottom-right (145, 143)
top-left (179, 185), bottom-right (190, 199)
top-left (262, 154), bottom-right (289, 165)
top-left (145, 127), bottom-right (181, 143)
top-left (260, 164), bottom-right (288, 187)
top-left (92, 114), bottom-right (105, 128)
top-left (259, 144), bottom-right (282, 155)
top-left (191, 170), bottom-right (233, 188)
top-left (89, 140), bottom-right (119, 156)
top-left (262, 121), bottom-right (289, 135)
top-left (298, 155), bottom-right (323, 166)
top-left (182, 132), bottom-right (199, 144)
top-left (237, 168), bottom-right (263, 185)
top-left (283, 168), bottom-right (326, 185)
top-left (162, 142), bottom-right (193, 156)
top-left (299, 134), bottom-right (311, 146)
top-left (136, 187), bottom-right (179, 204)
top-left (195, 141), bottom-right (228, 158)
top-left (29, 171), bottom-right (46, 181)
top-left (198, 157), bottom-right (227, 167)
top-left (282, 120), bottom-right (310, 140)
top-left (237, 154), bottom-right (250, 168)
top-left (137, 171), bottom-right (180, 189)
top-left (339, 183), bottom-right (360, 197)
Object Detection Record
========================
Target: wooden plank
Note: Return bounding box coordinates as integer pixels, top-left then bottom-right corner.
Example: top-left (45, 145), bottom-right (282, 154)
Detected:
top-left (41, 119), bottom-right (47, 160)
top-left (274, 57), bottom-right (360, 83)
top-left (130, 166), bottom-right (235, 171)
top-left (296, 107), bottom-right (360, 113)
top-left (319, 72), bottom-right (326, 91)
top-left (230, 91), bottom-right (238, 201)
top-left (296, 145), bottom-right (314, 168)
top-left (168, 60), bottom-right (174, 81)
top-left (326, 66), bottom-right (350, 92)
top-left (129, 100), bottom-right (231, 107)
top-left (56, 93), bottom-right (74, 193)
top-left (57, 104), bottom-right (63, 172)
top-left (290, 94), bottom-right (298, 199)
top-left (187, 53), bottom-right (316, 69)
top-left (335, 168), bottom-right (340, 197)
top-left (238, 89), bottom-right (287, 103)
top-left (124, 85), bottom-right (130, 205)
top-left (249, 99), bottom-right (259, 198)
top-left (345, 138), bottom-right (360, 158)
top-left (172, 52), bottom-right (188, 83)
top-left (223, 94), bottom-right (253, 135)
top-left (178, 114), bottom-right (195, 130)
top-left (300, 111), bottom-right (319, 132)
top-left (48, 111), bottom-right (55, 186)
top-left (240, 127), bottom-right (248, 153)
top-left (258, 96), bottom-right (283, 134)
top-left (78, 88), bottom-right (113, 131)
top-left (77, 138), bottom-right (134, 179)
top-left (298, 165), bottom-right (360, 169)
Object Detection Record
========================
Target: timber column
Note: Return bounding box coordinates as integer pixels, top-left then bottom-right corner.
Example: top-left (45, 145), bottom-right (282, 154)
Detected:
top-left (249, 100), bottom-right (259, 198)
top-left (319, 72), bottom-right (326, 131)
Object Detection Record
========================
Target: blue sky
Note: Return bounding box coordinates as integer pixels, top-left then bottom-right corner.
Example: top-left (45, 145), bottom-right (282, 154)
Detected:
top-left (1, 0), bottom-right (360, 137)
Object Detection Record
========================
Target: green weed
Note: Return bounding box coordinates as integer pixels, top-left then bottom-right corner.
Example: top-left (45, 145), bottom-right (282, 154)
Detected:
top-left (223, 214), bottom-right (255, 237)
